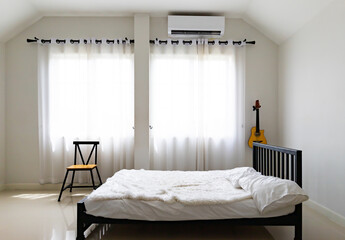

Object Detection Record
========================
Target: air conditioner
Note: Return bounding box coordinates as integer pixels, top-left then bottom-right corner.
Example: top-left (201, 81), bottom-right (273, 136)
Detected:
top-left (168, 15), bottom-right (225, 38)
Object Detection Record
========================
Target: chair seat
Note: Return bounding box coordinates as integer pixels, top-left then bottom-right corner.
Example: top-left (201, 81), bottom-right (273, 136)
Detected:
top-left (67, 164), bottom-right (97, 170)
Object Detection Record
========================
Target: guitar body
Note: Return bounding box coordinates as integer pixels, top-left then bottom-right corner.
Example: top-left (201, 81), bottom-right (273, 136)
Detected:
top-left (248, 127), bottom-right (267, 148)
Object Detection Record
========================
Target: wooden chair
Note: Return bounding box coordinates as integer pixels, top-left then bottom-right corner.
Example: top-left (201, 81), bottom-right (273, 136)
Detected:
top-left (58, 141), bottom-right (102, 202)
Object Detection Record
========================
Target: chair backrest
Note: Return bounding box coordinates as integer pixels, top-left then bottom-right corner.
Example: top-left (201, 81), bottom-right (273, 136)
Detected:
top-left (73, 141), bottom-right (99, 165)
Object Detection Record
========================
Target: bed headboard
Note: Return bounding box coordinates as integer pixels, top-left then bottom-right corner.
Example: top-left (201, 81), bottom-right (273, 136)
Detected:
top-left (252, 142), bottom-right (302, 187)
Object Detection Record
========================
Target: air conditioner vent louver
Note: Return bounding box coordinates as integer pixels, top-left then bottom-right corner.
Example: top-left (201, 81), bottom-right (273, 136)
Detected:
top-left (171, 30), bottom-right (222, 36)
top-left (168, 16), bottom-right (225, 38)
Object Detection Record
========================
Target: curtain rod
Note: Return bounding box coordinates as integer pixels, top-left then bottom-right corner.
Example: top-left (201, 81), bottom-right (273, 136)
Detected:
top-left (149, 38), bottom-right (255, 46)
top-left (27, 37), bottom-right (255, 46)
top-left (26, 37), bottom-right (134, 44)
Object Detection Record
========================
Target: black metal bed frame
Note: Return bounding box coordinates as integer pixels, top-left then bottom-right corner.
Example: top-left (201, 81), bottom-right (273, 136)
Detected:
top-left (76, 142), bottom-right (303, 240)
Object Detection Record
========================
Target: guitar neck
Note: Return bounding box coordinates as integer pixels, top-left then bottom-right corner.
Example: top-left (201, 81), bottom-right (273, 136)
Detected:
top-left (256, 109), bottom-right (260, 133)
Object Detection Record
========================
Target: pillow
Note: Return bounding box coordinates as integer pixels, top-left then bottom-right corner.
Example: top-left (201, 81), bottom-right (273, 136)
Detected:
top-left (239, 174), bottom-right (308, 214)
top-left (227, 167), bottom-right (257, 188)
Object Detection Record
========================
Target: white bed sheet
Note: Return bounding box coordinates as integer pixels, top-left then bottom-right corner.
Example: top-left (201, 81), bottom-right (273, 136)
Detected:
top-left (84, 197), bottom-right (295, 221)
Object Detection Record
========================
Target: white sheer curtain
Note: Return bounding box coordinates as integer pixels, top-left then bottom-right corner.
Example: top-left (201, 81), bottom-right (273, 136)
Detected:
top-left (38, 43), bottom-right (134, 184)
top-left (150, 42), bottom-right (245, 170)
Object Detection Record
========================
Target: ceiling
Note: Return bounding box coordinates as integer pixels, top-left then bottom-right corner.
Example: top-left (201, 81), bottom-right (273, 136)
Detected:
top-left (0, 0), bottom-right (335, 44)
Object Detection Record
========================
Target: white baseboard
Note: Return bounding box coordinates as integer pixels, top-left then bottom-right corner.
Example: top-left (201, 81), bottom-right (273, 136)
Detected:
top-left (305, 200), bottom-right (345, 228)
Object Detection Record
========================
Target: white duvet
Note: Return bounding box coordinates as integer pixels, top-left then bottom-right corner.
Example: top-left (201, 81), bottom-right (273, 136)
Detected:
top-left (87, 169), bottom-right (252, 205)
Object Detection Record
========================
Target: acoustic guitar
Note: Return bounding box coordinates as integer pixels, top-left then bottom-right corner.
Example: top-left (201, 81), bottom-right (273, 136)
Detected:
top-left (248, 100), bottom-right (267, 148)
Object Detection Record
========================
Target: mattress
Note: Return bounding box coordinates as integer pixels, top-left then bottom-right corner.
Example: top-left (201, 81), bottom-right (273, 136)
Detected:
top-left (84, 169), bottom-right (297, 220)
top-left (84, 197), bottom-right (295, 221)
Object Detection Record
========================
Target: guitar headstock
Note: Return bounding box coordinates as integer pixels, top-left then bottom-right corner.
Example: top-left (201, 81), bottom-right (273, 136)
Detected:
top-left (252, 100), bottom-right (261, 111)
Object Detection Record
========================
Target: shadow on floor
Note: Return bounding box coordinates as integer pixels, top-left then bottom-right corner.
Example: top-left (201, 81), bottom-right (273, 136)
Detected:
top-left (86, 222), bottom-right (274, 240)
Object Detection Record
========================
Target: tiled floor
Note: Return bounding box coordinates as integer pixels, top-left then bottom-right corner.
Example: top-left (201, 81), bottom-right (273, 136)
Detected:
top-left (0, 189), bottom-right (344, 240)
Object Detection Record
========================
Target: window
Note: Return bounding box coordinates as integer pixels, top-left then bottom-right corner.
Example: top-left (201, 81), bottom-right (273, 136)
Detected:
top-left (48, 50), bottom-right (133, 140)
top-left (38, 44), bottom-right (134, 183)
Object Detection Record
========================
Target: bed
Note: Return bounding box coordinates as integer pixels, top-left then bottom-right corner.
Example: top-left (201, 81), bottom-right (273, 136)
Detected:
top-left (76, 142), bottom-right (305, 240)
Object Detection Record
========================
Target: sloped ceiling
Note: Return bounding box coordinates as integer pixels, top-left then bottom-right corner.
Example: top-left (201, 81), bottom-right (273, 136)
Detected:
top-left (0, 0), bottom-right (335, 44)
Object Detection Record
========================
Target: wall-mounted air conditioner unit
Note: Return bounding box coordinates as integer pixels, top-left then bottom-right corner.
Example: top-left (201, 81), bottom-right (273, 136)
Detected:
top-left (168, 15), bottom-right (225, 38)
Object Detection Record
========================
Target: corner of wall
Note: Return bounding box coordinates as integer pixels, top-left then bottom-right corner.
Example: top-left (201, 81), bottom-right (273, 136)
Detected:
top-left (0, 42), bottom-right (6, 186)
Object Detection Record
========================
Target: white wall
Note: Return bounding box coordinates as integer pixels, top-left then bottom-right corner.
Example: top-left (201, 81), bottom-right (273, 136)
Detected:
top-left (134, 15), bottom-right (150, 169)
top-left (279, 0), bottom-right (345, 219)
top-left (5, 16), bottom-right (278, 184)
top-left (0, 43), bottom-right (5, 189)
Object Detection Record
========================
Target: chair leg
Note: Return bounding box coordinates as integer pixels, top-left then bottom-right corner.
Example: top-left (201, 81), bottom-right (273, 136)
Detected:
top-left (90, 170), bottom-right (96, 189)
top-left (58, 170), bottom-right (69, 202)
top-left (70, 170), bottom-right (76, 192)
top-left (95, 167), bottom-right (103, 185)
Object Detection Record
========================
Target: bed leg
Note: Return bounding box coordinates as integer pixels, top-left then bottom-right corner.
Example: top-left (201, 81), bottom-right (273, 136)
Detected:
top-left (294, 204), bottom-right (302, 240)
top-left (294, 223), bottom-right (302, 240)
top-left (77, 202), bottom-right (85, 240)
